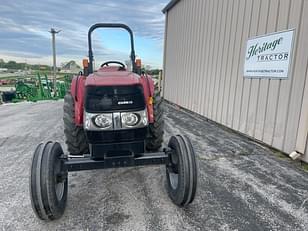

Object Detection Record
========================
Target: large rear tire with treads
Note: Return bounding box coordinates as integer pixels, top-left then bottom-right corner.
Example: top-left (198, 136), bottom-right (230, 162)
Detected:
top-left (146, 89), bottom-right (164, 151)
top-left (63, 93), bottom-right (89, 155)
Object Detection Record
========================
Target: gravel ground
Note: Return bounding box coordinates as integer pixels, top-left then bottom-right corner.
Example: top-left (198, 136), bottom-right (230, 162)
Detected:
top-left (0, 100), bottom-right (307, 231)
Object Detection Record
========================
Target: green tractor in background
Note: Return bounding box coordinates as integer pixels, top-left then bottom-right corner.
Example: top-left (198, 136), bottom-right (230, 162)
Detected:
top-left (14, 73), bottom-right (72, 102)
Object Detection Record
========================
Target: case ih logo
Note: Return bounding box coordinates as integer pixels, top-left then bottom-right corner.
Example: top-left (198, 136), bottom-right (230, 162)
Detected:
top-left (118, 100), bottom-right (133, 105)
top-left (246, 37), bottom-right (287, 62)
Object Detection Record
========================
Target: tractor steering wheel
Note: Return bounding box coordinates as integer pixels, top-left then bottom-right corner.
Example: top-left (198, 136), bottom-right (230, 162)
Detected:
top-left (101, 61), bottom-right (126, 68)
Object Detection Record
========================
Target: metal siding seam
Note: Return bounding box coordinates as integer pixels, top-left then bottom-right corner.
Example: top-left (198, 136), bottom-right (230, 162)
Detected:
top-left (235, 0), bottom-right (254, 131)
top-left (238, 0), bottom-right (254, 132)
top-left (164, 12), bottom-right (170, 101)
top-left (200, 0), bottom-right (215, 116)
top-left (217, 0), bottom-right (235, 123)
top-left (270, 81), bottom-right (281, 145)
top-left (189, 0), bottom-right (200, 111)
top-left (264, 0), bottom-right (280, 145)
top-left (230, 0), bottom-right (247, 129)
top-left (171, 8), bottom-right (178, 103)
top-left (170, 9), bottom-right (177, 102)
top-left (205, 0), bottom-right (220, 119)
top-left (199, 0), bottom-right (212, 116)
top-left (162, 11), bottom-right (169, 99)
top-left (257, 0), bottom-right (271, 141)
top-left (260, 0), bottom-right (279, 142)
top-left (165, 10), bottom-right (172, 101)
top-left (295, 59), bottom-right (308, 154)
top-left (210, 0), bottom-right (225, 120)
top-left (174, 3), bottom-right (181, 105)
top-left (226, 0), bottom-right (243, 127)
top-left (283, 0), bottom-right (306, 152)
top-left (192, 0), bottom-right (203, 113)
top-left (184, 0), bottom-right (193, 109)
top-left (222, 0), bottom-right (240, 126)
top-left (244, 0), bottom-right (262, 135)
top-left (213, 0), bottom-right (229, 121)
top-left (165, 9), bottom-right (174, 102)
top-left (195, 0), bottom-right (208, 115)
top-left (190, 0), bottom-right (201, 111)
top-left (204, 0), bottom-right (219, 117)
top-left (261, 81), bottom-right (271, 140)
top-left (252, 79), bottom-right (261, 137)
top-left (272, 0), bottom-right (293, 149)
top-left (178, 0), bottom-right (187, 108)
top-left (270, 0), bottom-right (291, 146)
top-left (182, 0), bottom-right (193, 109)
top-left (253, 0), bottom-right (270, 140)
top-left (305, 137), bottom-right (308, 162)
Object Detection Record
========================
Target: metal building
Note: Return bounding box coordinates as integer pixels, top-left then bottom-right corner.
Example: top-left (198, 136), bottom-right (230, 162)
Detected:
top-left (162, 0), bottom-right (308, 162)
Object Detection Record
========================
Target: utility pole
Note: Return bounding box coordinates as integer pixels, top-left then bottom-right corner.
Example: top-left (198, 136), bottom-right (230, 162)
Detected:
top-left (49, 28), bottom-right (61, 96)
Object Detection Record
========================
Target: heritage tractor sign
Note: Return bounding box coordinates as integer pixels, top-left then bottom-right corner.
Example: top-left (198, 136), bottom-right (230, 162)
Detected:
top-left (244, 29), bottom-right (294, 78)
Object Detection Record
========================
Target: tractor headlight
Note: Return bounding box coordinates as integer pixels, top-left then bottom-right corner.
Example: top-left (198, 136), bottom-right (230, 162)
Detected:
top-left (93, 114), bottom-right (112, 129)
top-left (121, 109), bottom-right (148, 128)
top-left (121, 113), bottom-right (140, 127)
top-left (84, 109), bottom-right (148, 131)
top-left (84, 112), bottom-right (113, 130)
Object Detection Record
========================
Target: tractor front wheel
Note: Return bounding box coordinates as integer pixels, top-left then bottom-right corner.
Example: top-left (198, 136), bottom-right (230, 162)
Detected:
top-left (63, 93), bottom-right (89, 155)
top-left (166, 135), bottom-right (198, 206)
top-left (30, 142), bottom-right (68, 220)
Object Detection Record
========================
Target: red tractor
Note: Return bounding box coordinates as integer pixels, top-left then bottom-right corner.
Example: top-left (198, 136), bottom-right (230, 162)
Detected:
top-left (29, 23), bottom-right (197, 221)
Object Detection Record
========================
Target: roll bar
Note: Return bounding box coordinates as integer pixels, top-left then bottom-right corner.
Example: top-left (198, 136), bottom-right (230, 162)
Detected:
top-left (88, 23), bottom-right (136, 74)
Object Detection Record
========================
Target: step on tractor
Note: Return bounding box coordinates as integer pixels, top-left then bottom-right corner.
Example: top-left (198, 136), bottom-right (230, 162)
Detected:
top-left (29, 23), bottom-right (198, 221)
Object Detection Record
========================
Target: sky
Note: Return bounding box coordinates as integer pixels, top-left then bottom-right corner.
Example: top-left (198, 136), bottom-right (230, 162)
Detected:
top-left (0, 0), bottom-right (169, 69)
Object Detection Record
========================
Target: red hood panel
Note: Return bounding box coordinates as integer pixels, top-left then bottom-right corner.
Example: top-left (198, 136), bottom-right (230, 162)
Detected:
top-left (85, 70), bottom-right (141, 86)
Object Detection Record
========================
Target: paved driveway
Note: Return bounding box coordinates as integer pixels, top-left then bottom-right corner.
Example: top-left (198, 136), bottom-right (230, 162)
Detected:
top-left (0, 100), bottom-right (307, 230)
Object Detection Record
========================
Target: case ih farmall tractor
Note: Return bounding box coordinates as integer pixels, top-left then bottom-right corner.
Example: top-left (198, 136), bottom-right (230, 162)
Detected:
top-left (29, 23), bottom-right (197, 221)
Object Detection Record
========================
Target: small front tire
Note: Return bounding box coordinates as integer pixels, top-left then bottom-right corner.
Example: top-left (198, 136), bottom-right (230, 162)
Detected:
top-left (30, 142), bottom-right (68, 221)
top-left (166, 135), bottom-right (197, 206)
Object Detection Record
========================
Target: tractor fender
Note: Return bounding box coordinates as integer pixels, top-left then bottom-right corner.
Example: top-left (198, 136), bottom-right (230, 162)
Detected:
top-left (70, 75), bottom-right (86, 126)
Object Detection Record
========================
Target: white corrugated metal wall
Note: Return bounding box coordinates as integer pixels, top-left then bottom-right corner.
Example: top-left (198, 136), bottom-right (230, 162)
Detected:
top-left (163, 0), bottom-right (308, 161)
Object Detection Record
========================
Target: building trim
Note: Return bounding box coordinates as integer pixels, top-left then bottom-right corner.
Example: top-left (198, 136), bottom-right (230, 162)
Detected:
top-left (162, 0), bottom-right (180, 13)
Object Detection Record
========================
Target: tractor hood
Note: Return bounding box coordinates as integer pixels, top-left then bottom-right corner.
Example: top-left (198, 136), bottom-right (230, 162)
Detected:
top-left (85, 68), bottom-right (141, 87)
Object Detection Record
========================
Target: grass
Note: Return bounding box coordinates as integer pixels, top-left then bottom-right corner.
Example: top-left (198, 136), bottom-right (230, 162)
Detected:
top-left (301, 162), bottom-right (308, 172)
top-left (271, 149), bottom-right (308, 172)
top-left (272, 150), bottom-right (289, 159)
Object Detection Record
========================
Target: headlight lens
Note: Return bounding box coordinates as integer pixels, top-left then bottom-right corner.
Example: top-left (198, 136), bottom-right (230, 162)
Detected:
top-left (121, 113), bottom-right (140, 127)
top-left (93, 114), bottom-right (112, 128)
top-left (84, 109), bottom-right (148, 131)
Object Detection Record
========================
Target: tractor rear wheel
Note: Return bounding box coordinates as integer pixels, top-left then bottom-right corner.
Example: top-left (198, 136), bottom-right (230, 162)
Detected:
top-left (146, 89), bottom-right (164, 151)
top-left (63, 93), bottom-right (89, 155)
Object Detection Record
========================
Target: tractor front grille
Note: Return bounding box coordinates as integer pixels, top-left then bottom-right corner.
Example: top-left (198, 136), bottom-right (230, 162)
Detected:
top-left (86, 127), bottom-right (147, 144)
top-left (85, 85), bottom-right (145, 113)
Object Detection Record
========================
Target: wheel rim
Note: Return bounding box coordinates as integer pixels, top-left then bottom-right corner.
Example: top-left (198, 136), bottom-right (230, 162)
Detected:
top-left (54, 158), bottom-right (65, 201)
top-left (169, 172), bottom-right (178, 189)
top-left (55, 182), bottom-right (64, 201)
top-left (168, 151), bottom-right (179, 190)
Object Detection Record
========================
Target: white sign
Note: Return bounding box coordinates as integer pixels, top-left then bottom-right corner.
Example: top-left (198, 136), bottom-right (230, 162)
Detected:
top-left (244, 30), bottom-right (294, 78)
